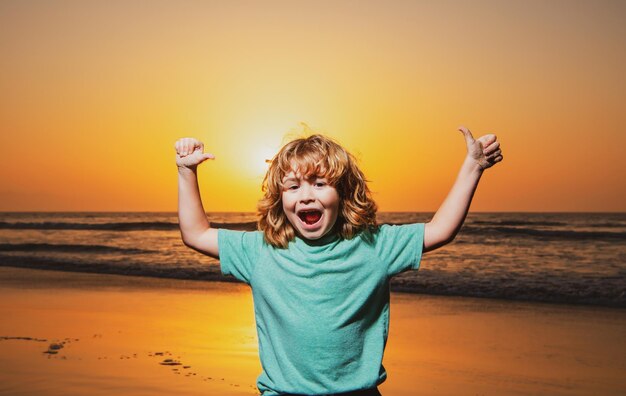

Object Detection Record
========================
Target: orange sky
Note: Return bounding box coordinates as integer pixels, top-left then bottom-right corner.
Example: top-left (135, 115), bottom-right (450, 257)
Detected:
top-left (1, 0), bottom-right (624, 212)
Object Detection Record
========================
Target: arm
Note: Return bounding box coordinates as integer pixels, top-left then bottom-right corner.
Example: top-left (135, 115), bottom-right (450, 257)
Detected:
top-left (175, 138), bottom-right (219, 259)
top-left (423, 126), bottom-right (503, 253)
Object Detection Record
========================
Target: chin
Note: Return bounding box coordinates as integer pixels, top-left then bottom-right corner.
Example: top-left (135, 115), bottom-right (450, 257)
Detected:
top-left (290, 217), bottom-right (333, 241)
top-left (294, 225), bottom-right (323, 239)
top-left (299, 230), bottom-right (326, 240)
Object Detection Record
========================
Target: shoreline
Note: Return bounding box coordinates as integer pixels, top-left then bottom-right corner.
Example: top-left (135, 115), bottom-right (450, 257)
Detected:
top-left (0, 264), bottom-right (623, 309)
top-left (1, 267), bottom-right (625, 395)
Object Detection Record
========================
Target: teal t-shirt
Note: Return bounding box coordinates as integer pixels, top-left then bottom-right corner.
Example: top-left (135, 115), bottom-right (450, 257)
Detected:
top-left (218, 223), bottom-right (425, 395)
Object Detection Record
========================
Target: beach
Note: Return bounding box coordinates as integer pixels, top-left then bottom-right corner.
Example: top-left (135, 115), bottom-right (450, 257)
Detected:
top-left (0, 267), bottom-right (624, 395)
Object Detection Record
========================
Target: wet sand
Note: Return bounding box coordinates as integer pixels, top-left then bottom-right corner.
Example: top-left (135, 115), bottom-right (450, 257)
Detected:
top-left (0, 267), bottom-right (624, 395)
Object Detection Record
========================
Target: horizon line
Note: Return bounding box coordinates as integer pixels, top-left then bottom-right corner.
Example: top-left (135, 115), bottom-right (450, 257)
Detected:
top-left (0, 210), bottom-right (625, 214)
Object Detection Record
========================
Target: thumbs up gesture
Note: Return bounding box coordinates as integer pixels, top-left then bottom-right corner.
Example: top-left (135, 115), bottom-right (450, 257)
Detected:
top-left (174, 137), bottom-right (215, 169)
top-left (458, 126), bottom-right (503, 170)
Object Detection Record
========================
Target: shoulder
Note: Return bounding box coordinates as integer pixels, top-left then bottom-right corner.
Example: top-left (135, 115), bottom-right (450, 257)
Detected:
top-left (218, 229), bottom-right (266, 251)
top-left (371, 222), bottom-right (425, 251)
top-left (375, 222), bottom-right (424, 238)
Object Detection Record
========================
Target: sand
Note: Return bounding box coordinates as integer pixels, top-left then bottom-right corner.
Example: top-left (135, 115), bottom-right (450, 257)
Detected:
top-left (0, 267), bottom-right (624, 395)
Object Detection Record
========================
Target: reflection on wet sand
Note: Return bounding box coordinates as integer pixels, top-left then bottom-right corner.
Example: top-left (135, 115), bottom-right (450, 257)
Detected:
top-left (1, 267), bottom-right (625, 396)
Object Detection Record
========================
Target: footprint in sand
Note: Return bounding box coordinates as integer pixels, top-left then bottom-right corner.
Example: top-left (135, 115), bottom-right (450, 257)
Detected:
top-left (43, 342), bottom-right (64, 355)
top-left (40, 338), bottom-right (80, 357)
top-left (0, 336), bottom-right (48, 342)
top-left (159, 358), bottom-right (182, 366)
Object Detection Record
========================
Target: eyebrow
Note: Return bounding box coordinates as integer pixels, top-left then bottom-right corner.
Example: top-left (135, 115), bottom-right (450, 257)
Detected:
top-left (281, 175), bottom-right (328, 183)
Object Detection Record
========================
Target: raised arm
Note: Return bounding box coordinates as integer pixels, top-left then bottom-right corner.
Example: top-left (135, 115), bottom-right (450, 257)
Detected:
top-left (423, 126), bottom-right (503, 252)
top-left (175, 138), bottom-right (219, 259)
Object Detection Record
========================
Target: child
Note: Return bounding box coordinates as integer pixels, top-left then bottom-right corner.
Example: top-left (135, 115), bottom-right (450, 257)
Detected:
top-left (175, 127), bottom-right (502, 396)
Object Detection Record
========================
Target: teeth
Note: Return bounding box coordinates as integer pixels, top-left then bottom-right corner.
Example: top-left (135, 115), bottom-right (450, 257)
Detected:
top-left (298, 210), bottom-right (318, 216)
top-left (298, 210), bottom-right (322, 225)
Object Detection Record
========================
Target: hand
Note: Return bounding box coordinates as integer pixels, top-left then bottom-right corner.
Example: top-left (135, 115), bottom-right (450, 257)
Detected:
top-left (174, 137), bottom-right (215, 169)
top-left (458, 126), bottom-right (503, 170)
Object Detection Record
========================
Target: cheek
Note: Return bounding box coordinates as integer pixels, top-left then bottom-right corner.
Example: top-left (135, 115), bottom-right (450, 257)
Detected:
top-left (281, 194), bottom-right (295, 212)
top-left (326, 193), bottom-right (341, 214)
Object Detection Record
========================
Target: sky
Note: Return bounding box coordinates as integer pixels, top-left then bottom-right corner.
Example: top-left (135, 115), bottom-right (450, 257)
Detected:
top-left (0, 0), bottom-right (624, 212)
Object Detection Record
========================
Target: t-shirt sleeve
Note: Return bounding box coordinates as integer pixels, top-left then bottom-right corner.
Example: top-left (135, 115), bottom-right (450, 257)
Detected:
top-left (217, 229), bottom-right (264, 284)
top-left (375, 223), bottom-right (425, 277)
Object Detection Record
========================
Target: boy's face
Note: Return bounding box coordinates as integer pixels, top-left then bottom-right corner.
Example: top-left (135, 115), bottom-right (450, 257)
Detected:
top-left (281, 170), bottom-right (340, 241)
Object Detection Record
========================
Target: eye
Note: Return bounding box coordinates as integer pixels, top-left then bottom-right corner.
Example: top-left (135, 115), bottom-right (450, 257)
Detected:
top-left (288, 184), bottom-right (299, 190)
top-left (314, 179), bottom-right (328, 187)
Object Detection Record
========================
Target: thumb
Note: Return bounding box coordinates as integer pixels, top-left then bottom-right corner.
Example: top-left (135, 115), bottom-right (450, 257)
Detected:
top-left (458, 126), bottom-right (475, 146)
top-left (196, 153), bottom-right (215, 166)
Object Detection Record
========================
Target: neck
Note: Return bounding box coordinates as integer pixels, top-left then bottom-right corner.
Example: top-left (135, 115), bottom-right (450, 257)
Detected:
top-left (298, 230), bottom-right (340, 246)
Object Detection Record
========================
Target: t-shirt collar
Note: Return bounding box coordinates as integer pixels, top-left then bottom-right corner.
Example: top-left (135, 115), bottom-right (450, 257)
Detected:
top-left (294, 231), bottom-right (340, 248)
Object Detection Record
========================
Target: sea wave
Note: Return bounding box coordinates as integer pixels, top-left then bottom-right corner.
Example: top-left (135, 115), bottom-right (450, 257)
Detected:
top-left (471, 220), bottom-right (626, 228)
top-left (460, 226), bottom-right (626, 240)
top-left (0, 243), bottom-right (151, 254)
top-left (392, 269), bottom-right (626, 308)
top-left (472, 220), bottom-right (566, 227)
top-left (3, 220), bottom-right (624, 241)
top-left (0, 221), bottom-right (258, 232)
top-left (375, 223), bottom-right (626, 241)
top-left (0, 256), bottom-right (227, 283)
top-left (0, 257), bottom-right (623, 308)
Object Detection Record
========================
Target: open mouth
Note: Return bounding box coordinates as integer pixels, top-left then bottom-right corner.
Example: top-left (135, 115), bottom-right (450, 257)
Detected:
top-left (297, 210), bottom-right (323, 225)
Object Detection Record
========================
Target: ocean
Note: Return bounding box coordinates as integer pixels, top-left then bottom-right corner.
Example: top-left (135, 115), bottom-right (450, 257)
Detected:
top-left (0, 212), bottom-right (624, 307)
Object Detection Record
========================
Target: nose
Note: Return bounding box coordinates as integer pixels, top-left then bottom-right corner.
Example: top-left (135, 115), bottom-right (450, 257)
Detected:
top-left (298, 183), bottom-right (315, 203)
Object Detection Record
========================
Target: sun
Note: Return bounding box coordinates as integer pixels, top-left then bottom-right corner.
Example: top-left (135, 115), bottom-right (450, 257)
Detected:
top-left (227, 120), bottom-right (308, 181)
top-left (247, 143), bottom-right (279, 179)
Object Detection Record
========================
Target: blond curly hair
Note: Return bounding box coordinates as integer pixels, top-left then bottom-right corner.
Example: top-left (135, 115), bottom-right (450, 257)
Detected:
top-left (257, 134), bottom-right (378, 248)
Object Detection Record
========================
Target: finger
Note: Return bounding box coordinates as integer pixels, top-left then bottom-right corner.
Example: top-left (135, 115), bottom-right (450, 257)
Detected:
top-left (190, 139), bottom-right (202, 154)
top-left (458, 126), bottom-right (475, 145)
top-left (196, 153), bottom-right (215, 166)
top-left (478, 134), bottom-right (497, 147)
top-left (483, 141), bottom-right (500, 155)
top-left (176, 141), bottom-right (187, 156)
top-left (487, 149), bottom-right (502, 160)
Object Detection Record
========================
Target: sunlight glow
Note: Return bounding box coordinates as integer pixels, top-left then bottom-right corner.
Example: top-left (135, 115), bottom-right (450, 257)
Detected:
top-left (0, 2), bottom-right (624, 211)
top-left (250, 144), bottom-right (278, 179)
